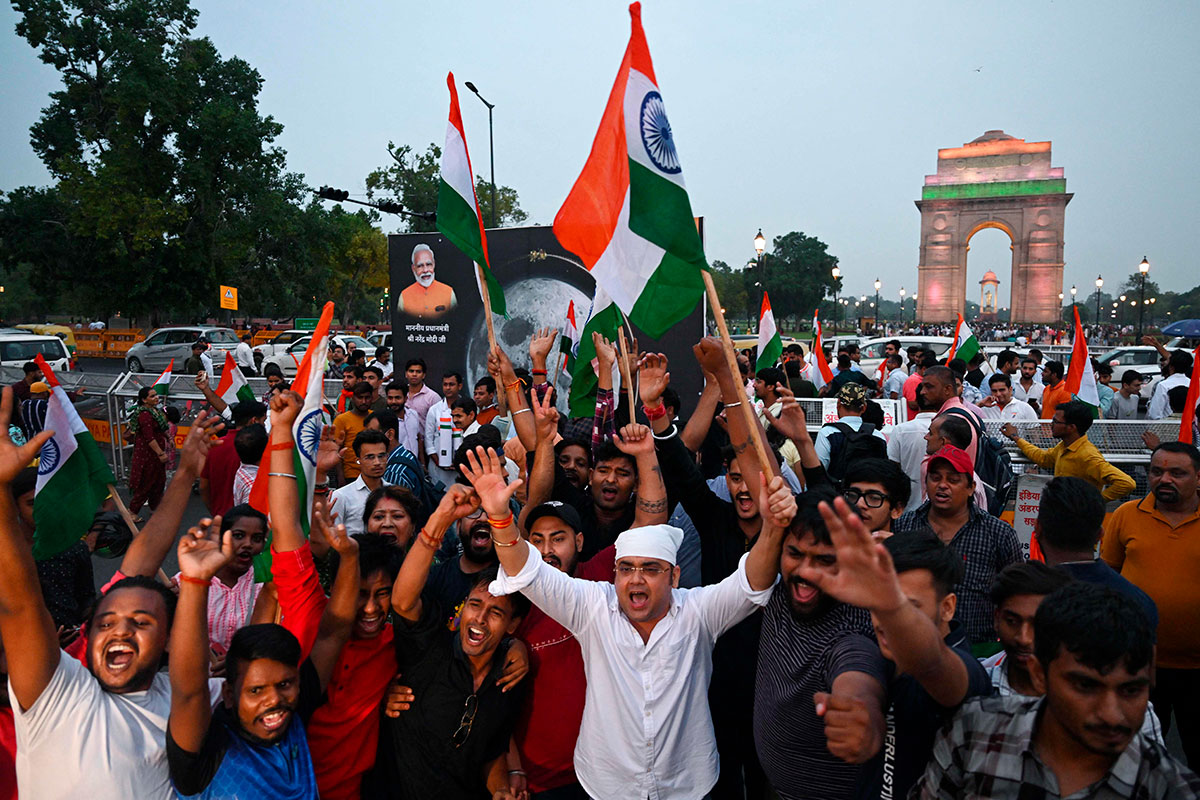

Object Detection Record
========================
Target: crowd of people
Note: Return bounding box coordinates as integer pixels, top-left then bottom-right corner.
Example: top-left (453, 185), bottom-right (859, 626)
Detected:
top-left (2, 320), bottom-right (1198, 800)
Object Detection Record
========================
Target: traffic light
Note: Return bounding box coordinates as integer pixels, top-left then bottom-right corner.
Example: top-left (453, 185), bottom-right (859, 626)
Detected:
top-left (316, 186), bottom-right (349, 202)
top-left (375, 200), bottom-right (405, 214)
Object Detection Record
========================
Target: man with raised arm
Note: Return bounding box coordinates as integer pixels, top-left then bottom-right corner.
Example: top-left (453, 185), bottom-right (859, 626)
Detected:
top-left (0, 391), bottom-right (222, 799)
top-left (463, 438), bottom-right (795, 800)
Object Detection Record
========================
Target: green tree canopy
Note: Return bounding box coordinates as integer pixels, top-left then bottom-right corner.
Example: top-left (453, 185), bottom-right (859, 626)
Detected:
top-left (760, 231), bottom-right (840, 324)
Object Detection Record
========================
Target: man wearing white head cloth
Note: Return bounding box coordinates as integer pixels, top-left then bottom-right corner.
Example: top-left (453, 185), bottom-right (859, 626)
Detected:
top-left (461, 445), bottom-right (796, 800)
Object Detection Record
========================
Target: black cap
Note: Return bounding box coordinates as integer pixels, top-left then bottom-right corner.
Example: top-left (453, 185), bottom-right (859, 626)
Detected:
top-left (524, 500), bottom-right (582, 535)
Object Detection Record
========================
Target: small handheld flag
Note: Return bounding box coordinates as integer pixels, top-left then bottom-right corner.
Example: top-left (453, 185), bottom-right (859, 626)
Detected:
top-left (756, 292), bottom-right (783, 371)
top-left (215, 353), bottom-right (256, 407)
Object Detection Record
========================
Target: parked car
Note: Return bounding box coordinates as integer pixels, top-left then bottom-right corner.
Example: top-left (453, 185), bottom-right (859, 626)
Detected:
top-left (1096, 346), bottom-right (1162, 398)
top-left (252, 329), bottom-right (311, 367)
top-left (124, 326), bottom-right (239, 373)
top-left (15, 324), bottom-right (78, 355)
top-left (729, 334), bottom-right (805, 356)
top-left (366, 331), bottom-right (392, 351)
top-left (0, 333), bottom-right (72, 372)
top-left (857, 336), bottom-right (958, 376)
top-left (261, 333), bottom-right (374, 378)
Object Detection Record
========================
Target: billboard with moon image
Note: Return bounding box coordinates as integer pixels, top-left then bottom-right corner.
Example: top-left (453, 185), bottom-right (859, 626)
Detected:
top-left (388, 224), bottom-right (706, 419)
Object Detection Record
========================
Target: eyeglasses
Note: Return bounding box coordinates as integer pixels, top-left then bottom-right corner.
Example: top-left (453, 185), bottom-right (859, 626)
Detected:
top-left (451, 693), bottom-right (478, 748)
top-left (616, 563), bottom-right (669, 577)
top-left (843, 488), bottom-right (890, 508)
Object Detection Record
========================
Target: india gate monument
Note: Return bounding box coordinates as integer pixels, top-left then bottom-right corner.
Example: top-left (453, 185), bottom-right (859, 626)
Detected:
top-left (915, 130), bottom-right (1072, 323)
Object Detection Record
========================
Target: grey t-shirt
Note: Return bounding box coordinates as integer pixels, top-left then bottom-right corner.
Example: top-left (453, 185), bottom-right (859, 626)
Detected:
top-left (1105, 391), bottom-right (1140, 420)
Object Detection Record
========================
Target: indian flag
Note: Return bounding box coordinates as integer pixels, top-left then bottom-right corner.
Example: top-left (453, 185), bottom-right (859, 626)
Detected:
top-left (808, 310), bottom-right (834, 390)
top-left (1065, 306), bottom-right (1100, 416)
top-left (559, 300), bottom-right (581, 375)
top-left (151, 359), bottom-right (173, 397)
top-left (567, 288), bottom-right (625, 418)
top-left (32, 354), bottom-right (116, 560)
top-left (215, 353), bottom-right (255, 406)
top-left (553, 2), bottom-right (707, 343)
top-left (756, 292), bottom-right (782, 371)
top-left (250, 302), bottom-right (334, 536)
top-left (438, 72), bottom-right (505, 317)
top-left (946, 313), bottom-right (980, 364)
top-left (1179, 344), bottom-right (1200, 444)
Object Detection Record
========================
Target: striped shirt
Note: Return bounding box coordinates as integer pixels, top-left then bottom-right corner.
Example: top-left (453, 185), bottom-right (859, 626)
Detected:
top-left (754, 586), bottom-right (886, 800)
top-left (174, 568), bottom-right (262, 652)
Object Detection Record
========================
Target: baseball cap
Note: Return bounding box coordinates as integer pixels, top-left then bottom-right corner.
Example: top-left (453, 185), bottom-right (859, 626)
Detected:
top-left (29, 381), bottom-right (49, 394)
top-left (925, 444), bottom-right (973, 475)
top-left (524, 500), bottom-right (582, 535)
top-left (836, 383), bottom-right (868, 410)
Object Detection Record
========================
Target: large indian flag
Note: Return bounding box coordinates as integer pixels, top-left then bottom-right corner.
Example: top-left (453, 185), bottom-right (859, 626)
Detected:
top-left (151, 360), bottom-right (173, 397)
top-left (215, 353), bottom-right (256, 406)
top-left (946, 313), bottom-right (980, 364)
top-left (1064, 305), bottom-right (1100, 416)
top-left (32, 354), bottom-right (116, 560)
top-left (554, 2), bottom-right (707, 344)
top-left (438, 72), bottom-right (505, 317)
top-left (756, 292), bottom-right (782, 371)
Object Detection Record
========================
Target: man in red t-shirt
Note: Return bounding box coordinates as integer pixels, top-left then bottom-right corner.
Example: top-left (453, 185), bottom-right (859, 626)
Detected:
top-left (903, 351), bottom-right (937, 421)
top-left (199, 401), bottom-right (266, 516)
top-left (513, 501), bottom-right (615, 796)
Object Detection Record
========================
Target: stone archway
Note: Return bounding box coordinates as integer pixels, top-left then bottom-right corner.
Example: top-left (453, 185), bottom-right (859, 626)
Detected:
top-left (914, 130), bottom-right (1072, 323)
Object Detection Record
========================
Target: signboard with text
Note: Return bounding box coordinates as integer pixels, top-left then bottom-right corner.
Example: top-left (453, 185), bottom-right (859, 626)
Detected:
top-left (819, 398), bottom-right (901, 431)
top-left (219, 285), bottom-right (238, 310)
top-left (1011, 473), bottom-right (1052, 558)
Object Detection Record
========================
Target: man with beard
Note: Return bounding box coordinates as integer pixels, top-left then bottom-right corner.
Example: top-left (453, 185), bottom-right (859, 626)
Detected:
top-left (753, 488), bottom-right (888, 800)
top-left (0, 399), bottom-right (225, 799)
top-left (369, 478), bottom-right (530, 800)
top-left (1102, 441), bottom-right (1200, 766)
top-left (398, 243), bottom-right (457, 320)
top-left (166, 501), bottom-right (361, 800)
top-left (423, 504), bottom-right (499, 611)
top-left (911, 583), bottom-right (1199, 798)
top-left (467, 438), bottom-right (795, 800)
top-left (384, 381), bottom-right (421, 454)
top-left (171, 504), bottom-right (269, 653)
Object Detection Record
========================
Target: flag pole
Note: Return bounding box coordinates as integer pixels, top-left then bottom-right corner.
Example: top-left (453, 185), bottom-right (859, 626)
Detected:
top-left (700, 270), bottom-right (774, 477)
top-left (106, 484), bottom-right (171, 586)
top-left (476, 263), bottom-right (497, 352)
top-left (616, 328), bottom-right (638, 420)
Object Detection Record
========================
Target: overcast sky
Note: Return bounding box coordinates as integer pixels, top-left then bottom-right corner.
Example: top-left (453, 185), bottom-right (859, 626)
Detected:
top-left (2, 0), bottom-right (1197, 307)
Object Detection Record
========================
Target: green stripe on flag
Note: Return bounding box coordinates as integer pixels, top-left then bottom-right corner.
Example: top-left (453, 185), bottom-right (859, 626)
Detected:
top-left (33, 433), bottom-right (115, 560)
top-left (568, 302), bottom-right (624, 418)
top-left (235, 385), bottom-right (256, 405)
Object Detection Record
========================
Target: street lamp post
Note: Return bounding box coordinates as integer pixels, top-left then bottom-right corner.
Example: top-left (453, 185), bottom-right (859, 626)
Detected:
top-left (1095, 275), bottom-right (1104, 326)
top-left (1070, 285), bottom-right (1077, 319)
top-left (754, 229), bottom-right (767, 302)
top-left (1138, 256), bottom-right (1150, 338)
top-left (899, 287), bottom-right (906, 325)
top-left (464, 82), bottom-right (497, 228)
top-left (831, 265), bottom-right (841, 333)
top-left (873, 278), bottom-right (881, 332)
top-left (911, 292), bottom-right (918, 323)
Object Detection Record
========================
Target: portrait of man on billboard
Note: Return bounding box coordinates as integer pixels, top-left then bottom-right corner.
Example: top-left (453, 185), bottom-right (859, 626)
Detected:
top-left (397, 243), bottom-right (458, 320)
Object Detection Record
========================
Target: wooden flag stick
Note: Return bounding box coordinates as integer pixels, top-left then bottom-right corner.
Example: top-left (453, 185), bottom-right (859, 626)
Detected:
top-left (616, 328), bottom-right (638, 420)
top-left (477, 264), bottom-right (497, 353)
top-left (700, 270), bottom-right (774, 477)
top-left (552, 349), bottom-right (565, 401)
top-left (107, 484), bottom-right (171, 586)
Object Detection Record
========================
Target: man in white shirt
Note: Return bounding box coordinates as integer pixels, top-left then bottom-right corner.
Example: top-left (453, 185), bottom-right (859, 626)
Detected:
top-left (1148, 349), bottom-right (1193, 420)
top-left (977, 373), bottom-right (1038, 423)
top-left (882, 354), bottom-right (908, 399)
top-left (887, 394), bottom-right (938, 504)
top-left (371, 345), bottom-right (394, 380)
top-left (385, 380), bottom-right (422, 455)
top-left (330, 427), bottom-right (392, 536)
top-left (1011, 356), bottom-right (1044, 413)
top-left (424, 371), bottom-right (464, 486)
top-left (462, 445), bottom-right (792, 800)
top-left (233, 332), bottom-right (256, 376)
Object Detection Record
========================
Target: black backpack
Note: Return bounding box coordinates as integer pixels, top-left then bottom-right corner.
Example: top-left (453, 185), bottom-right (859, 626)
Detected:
top-left (942, 407), bottom-right (1016, 516)
top-left (825, 421), bottom-right (889, 482)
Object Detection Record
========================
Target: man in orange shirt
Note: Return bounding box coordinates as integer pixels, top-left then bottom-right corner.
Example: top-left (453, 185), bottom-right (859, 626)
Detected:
top-left (1039, 360), bottom-right (1071, 420)
top-left (1101, 441), bottom-right (1200, 767)
top-left (397, 244), bottom-right (457, 320)
top-left (332, 382), bottom-right (374, 484)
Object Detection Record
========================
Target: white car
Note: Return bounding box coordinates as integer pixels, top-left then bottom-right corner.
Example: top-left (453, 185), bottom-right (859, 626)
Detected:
top-left (857, 336), bottom-right (958, 376)
top-left (260, 333), bottom-right (374, 378)
top-left (0, 334), bottom-right (72, 372)
top-left (366, 331), bottom-right (392, 350)
top-left (252, 330), bottom-right (312, 368)
top-left (1096, 346), bottom-right (1162, 399)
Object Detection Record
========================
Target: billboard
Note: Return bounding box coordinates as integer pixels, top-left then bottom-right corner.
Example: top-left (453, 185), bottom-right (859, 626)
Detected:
top-left (388, 225), bottom-right (706, 418)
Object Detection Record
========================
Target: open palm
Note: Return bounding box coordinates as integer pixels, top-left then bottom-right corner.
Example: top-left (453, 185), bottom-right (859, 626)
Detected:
top-left (177, 516), bottom-right (236, 581)
top-left (461, 446), bottom-right (522, 517)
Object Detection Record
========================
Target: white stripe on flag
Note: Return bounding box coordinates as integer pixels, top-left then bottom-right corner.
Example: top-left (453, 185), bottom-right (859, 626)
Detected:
top-left (442, 124), bottom-right (477, 208)
top-left (589, 189), bottom-right (665, 317)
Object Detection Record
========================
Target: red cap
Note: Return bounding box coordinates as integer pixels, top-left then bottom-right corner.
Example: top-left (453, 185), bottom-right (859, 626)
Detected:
top-left (925, 444), bottom-right (973, 475)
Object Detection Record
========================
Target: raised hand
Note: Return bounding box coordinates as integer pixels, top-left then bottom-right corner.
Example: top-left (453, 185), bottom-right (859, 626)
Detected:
top-left (614, 423), bottom-right (655, 457)
top-left (177, 410), bottom-right (225, 477)
top-left (814, 691), bottom-right (877, 764)
top-left (761, 384), bottom-right (809, 442)
top-left (0, 387), bottom-right (52, 485)
top-left (532, 387), bottom-right (559, 444)
top-left (759, 473), bottom-right (797, 530)
top-left (312, 500), bottom-right (355, 557)
top-left (593, 332), bottom-right (617, 370)
top-left (270, 389), bottom-right (304, 430)
top-left (177, 516), bottom-right (235, 581)
top-left (429, 484), bottom-right (482, 531)
top-left (638, 353), bottom-right (670, 407)
top-left (193, 371), bottom-right (209, 390)
top-left (692, 337), bottom-right (730, 380)
top-left (316, 425), bottom-right (345, 476)
top-left (804, 497), bottom-right (905, 614)
top-left (460, 446), bottom-right (523, 518)
top-left (490, 345), bottom-right (518, 386)
top-left (529, 327), bottom-right (559, 366)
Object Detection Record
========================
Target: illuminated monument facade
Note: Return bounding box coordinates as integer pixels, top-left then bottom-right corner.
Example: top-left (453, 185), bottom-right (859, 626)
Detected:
top-left (915, 130), bottom-right (1072, 323)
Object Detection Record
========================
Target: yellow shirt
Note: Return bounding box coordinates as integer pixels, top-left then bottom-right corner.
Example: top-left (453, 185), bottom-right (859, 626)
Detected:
top-left (1016, 435), bottom-right (1135, 502)
top-left (1102, 494), bottom-right (1200, 668)
top-left (332, 409), bottom-right (367, 481)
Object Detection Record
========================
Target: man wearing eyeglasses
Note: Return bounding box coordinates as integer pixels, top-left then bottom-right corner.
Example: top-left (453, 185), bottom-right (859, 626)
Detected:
top-left (840, 458), bottom-right (911, 540)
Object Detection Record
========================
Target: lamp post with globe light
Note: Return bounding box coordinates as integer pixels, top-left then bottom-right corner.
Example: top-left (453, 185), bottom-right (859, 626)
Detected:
top-left (874, 279), bottom-right (882, 332)
top-left (1070, 285), bottom-right (1077, 319)
top-left (831, 266), bottom-right (841, 333)
top-left (754, 229), bottom-right (766, 297)
top-left (911, 293), bottom-right (918, 324)
top-left (1095, 275), bottom-right (1104, 326)
top-left (1138, 257), bottom-right (1150, 338)
top-left (899, 287), bottom-right (906, 326)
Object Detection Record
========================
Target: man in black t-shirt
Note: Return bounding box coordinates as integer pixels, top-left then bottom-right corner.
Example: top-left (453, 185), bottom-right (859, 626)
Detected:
top-left (794, 502), bottom-right (993, 800)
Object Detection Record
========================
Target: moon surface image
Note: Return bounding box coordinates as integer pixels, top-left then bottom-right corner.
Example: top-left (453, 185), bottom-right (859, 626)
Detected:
top-left (465, 277), bottom-right (593, 400)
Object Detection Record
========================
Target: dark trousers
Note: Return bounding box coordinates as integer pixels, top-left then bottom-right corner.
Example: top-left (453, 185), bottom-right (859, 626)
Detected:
top-left (1152, 666), bottom-right (1200, 767)
top-left (534, 784), bottom-right (588, 800)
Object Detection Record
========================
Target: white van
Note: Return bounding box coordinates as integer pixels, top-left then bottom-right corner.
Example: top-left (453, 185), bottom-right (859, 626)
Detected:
top-left (0, 334), bottom-right (72, 372)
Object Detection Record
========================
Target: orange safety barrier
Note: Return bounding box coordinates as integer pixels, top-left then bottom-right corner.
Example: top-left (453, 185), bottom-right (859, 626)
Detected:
top-left (102, 330), bottom-right (143, 358)
top-left (252, 330), bottom-right (281, 347)
top-left (74, 331), bottom-right (106, 357)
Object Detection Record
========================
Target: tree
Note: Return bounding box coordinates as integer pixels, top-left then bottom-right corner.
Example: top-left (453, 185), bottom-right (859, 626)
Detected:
top-left (365, 141), bottom-right (527, 232)
top-left (708, 260), bottom-right (751, 328)
top-left (323, 207), bottom-right (388, 325)
top-left (760, 232), bottom-right (839, 326)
